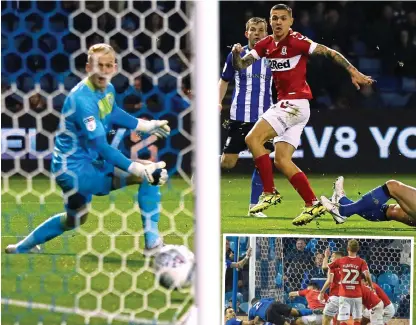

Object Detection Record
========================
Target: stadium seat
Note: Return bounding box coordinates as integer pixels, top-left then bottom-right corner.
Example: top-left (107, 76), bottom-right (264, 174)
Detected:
top-left (275, 273), bottom-right (283, 287)
top-left (378, 272), bottom-right (399, 288)
top-left (380, 283), bottom-right (394, 301)
top-left (402, 77), bottom-right (416, 92)
top-left (240, 302), bottom-right (249, 314)
top-left (380, 93), bottom-right (411, 108)
top-left (358, 57), bottom-right (381, 75)
top-left (377, 76), bottom-right (400, 92)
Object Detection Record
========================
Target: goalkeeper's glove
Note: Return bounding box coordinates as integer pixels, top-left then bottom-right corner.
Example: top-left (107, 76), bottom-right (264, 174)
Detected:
top-left (128, 161), bottom-right (168, 185)
top-left (136, 119), bottom-right (170, 138)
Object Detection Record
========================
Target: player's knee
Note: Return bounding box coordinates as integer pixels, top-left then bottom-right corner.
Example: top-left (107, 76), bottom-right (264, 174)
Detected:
top-left (65, 206), bottom-right (89, 229)
top-left (245, 132), bottom-right (258, 149)
top-left (385, 179), bottom-right (403, 197)
top-left (273, 154), bottom-right (290, 170)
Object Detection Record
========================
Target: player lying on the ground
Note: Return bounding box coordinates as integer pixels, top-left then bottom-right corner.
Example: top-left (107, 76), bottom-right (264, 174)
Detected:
top-left (361, 278), bottom-right (395, 325)
top-left (225, 307), bottom-right (262, 325)
top-left (319, 249), bottom-right (344, 325)
top-left (219, 16), bottom-right (273, 219)
top-left (6, 43), bottom-right (170, 255)
top-left (226, 247), bottom-right (252, 269)
top-left (360, 280), bottom-right (385, 325)
top-left (327, 240), bottom-right (374, 325)
top-left (289, 282), bottom-right (327, 325)
top-left (320, 176), bottom-right (416, 227)
top-left (231, 4), bottom-right (374, 226)
top-left (248, 297), bottom-right (322, 325)
top-left (219, 17), bottom-right (273, 218)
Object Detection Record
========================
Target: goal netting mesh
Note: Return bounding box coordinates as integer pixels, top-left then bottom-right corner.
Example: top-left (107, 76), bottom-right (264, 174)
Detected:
top-left (2, 1), bottom-right (194, 324)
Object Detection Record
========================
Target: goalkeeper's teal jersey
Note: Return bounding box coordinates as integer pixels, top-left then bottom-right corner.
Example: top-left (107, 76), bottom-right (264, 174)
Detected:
top-left (52, 78), bottom-right (117, 171)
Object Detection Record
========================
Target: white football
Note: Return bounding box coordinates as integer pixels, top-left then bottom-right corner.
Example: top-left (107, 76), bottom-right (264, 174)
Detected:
top-left (153, 245), bottom-right (195, 289)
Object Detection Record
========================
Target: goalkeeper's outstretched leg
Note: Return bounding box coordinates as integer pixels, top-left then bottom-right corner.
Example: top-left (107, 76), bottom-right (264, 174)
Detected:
top-left (5, 163), bottom-right (167, 254)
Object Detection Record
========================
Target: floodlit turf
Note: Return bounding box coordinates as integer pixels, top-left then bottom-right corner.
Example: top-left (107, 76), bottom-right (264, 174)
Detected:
top-left (1, 176), bottom-right (194, 325)
top-left (221, 173), bottom-right (416, 236)
top-left (221, 172), bottom-right (416, 314)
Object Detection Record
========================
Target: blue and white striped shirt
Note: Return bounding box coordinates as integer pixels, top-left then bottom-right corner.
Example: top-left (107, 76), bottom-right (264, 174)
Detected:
top-left (221, 45), bottom-right (273, 123)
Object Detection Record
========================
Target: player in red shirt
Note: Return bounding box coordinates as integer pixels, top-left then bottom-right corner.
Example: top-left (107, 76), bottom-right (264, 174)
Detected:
top-left (361, 282), bottom-right (384, 325)
top-left (327, 240), bottom-right (374, 325)
top-left (231, 4), bottom-right (374, 225)
top-left (289, 283), bottom-right (327, 325)
top-left (361, 279), bottom-right (396, 325)
top-left (319, 249), bottom-right (345, 325)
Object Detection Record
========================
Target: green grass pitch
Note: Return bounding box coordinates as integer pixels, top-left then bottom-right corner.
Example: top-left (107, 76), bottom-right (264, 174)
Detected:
top-left (1, 176), bottom-right (194, 325)
top-left (221, 172), bottom-right (416, 318)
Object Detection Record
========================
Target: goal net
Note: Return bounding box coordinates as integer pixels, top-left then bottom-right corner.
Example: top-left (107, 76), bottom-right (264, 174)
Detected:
top-left (246, 237), bottom-right (412, 324)
top-left (2, 1), bottom-right (194, 324)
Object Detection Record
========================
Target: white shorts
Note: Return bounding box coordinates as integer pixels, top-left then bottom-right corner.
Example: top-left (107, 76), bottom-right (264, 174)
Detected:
top-left (323, 296), bottom-right (339, 317)
top-left (301, 314), bottom-right (323, 325)
top-left (261, 99), bottom-right (310, 149)
top-left (363, 303), bottom-right (395, 323)
top-left (338, 296), bottom-right (363, 321)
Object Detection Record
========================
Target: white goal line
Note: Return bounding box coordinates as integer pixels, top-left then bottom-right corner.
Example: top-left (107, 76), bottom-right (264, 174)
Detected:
top-left (1, 298), bottom-right (176, 325)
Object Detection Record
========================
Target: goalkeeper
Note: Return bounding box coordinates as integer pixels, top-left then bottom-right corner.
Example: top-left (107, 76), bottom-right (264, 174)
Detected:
top-left (6, 44), bottom-right (170, 254)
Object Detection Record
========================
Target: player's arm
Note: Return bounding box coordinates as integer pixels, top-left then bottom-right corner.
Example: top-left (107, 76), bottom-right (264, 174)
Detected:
top-left (219, 79), bottom-right (229, 111)
top-left (322, 247), bottom-right (330, 271)
top-left (232, 43), bottom-right (256, 71)
top-left (318, 270), bottom-right (333, 301)
top-left (76, 99), bottom-right (165, 183)
top-left (311, 44), bottom-right (374, 89)
top-left (363, 269), bottom-right (374, 291)
top-left (230, 247), bottom-right (252, 269)
top-left (111, 104), bottom-right (170, 138)
top-left (219, 53), bottom-right (234, 110)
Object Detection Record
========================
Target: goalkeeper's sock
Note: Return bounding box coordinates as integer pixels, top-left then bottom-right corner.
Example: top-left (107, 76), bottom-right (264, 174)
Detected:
top-left (15, 212), bottom-right (66, 253)
top-left (297, 308), bottom-right (313, 316)
top-left (289, 172), bottom-right (317, 206)
top-left (138, 181), bottom-right (161, 248)
top-left (254, 154), bottom-right (275, 193)
top-left (339, 185), bottom-right (390, 217)
top-left (250, 168), bottom-right (263, 205)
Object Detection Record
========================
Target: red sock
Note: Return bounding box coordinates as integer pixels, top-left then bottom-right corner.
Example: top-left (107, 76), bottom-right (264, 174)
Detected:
top-left (333, 315), bottom-right (338, 325)
top-left (254, 154), bottom-right (275, 193)
top-left (289, 172), bottom-right (317, 206)
top-left (353, 322), bottom-right (361, 325)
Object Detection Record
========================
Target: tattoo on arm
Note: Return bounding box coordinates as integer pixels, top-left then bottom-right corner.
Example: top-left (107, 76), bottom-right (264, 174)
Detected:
top-left (313, 44), bottom-right (355, 72)
top-left (232, 53), bottom-right (256, 71)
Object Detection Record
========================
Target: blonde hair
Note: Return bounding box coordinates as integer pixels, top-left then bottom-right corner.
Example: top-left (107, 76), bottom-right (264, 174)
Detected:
top-left (348, 239), bottom-right (360, 253)
top-left (87, 43), bottom-right (116, 63)
top-left (245, 17), bottom-right (267, 31)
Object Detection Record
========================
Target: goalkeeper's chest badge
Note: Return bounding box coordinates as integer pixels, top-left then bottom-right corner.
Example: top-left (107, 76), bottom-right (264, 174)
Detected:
top-left (83, 116), bottom-right (96, 131)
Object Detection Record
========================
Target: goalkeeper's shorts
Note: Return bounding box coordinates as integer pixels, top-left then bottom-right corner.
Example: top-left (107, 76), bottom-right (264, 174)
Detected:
top-left (54, 160), bottom-right (114, 210)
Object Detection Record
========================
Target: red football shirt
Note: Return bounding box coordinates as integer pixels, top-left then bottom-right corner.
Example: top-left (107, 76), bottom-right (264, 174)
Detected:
top-left (298, 289), bottom-right (327, 309)
top-left (329, 268), bottom-right (341, 297)
top-left (374, 283), bottom-right (391, 307)
top-left (329, 256), bottom-right (369, 298)
top-left (361, 283), bottom-right (382, 309)
top-left (251, 30), bottom-right (317, 101)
